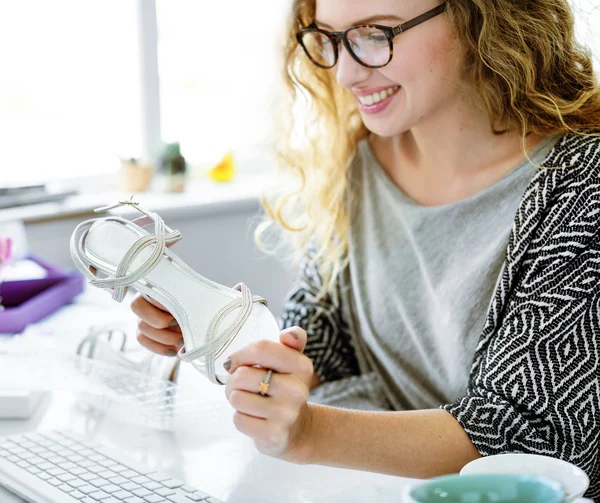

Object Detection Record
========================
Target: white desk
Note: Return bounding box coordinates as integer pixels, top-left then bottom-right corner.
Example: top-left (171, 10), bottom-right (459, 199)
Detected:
top-left (0, 287), bottom-right (416, 502)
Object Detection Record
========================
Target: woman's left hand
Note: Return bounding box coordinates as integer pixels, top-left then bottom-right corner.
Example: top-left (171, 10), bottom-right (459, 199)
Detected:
top-left (224, 326), bottom-right (315, 463)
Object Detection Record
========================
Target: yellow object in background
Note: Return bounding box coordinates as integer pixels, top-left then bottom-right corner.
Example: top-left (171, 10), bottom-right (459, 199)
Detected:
top-left (209, 151), bottom-right (236, 182)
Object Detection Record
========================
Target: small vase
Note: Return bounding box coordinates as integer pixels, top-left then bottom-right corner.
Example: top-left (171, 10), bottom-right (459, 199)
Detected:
top-left (119, 159), bottom-right (153, 193)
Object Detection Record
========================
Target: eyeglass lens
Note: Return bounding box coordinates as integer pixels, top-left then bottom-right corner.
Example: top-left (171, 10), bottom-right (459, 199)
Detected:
top-left (301, 27), bottom-right (390, 68)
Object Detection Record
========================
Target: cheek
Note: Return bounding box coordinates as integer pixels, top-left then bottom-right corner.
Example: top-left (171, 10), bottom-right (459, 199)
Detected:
top-left (384, 33), bottom-right (462, 97)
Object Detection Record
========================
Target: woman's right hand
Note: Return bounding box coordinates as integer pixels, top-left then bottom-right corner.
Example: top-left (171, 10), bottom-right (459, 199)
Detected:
top-left (130, 294), bottom-right (184, 357)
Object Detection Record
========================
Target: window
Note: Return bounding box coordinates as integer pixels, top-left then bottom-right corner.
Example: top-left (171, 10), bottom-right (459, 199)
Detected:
top-left (0, 1), bottom-right (597, 190)
top-left (573, 0), bottom-right (600, 66)
top-left (156, 1), bottom-right (289, 171)
top-left (0, 1), bottom-right (142, 188)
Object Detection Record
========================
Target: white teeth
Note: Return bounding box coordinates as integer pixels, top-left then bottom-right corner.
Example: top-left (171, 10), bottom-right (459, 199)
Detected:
top-left (358, 86), bottom-right (399, 106)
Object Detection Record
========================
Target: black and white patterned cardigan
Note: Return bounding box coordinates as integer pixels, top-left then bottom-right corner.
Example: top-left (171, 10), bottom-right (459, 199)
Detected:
top-left (280, 133), bottom-right (600, 499)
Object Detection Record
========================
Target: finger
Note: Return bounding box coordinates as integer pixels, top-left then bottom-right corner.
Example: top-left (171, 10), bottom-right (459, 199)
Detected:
top-left (225, 366), bottom-right (309, 404)
top-left (228, 389), bottom-right (272, 419)
top-left (130, 295), bottom-right (178, 330)
top-left (226, 340), bottom-right (313, 379)
top-left (141, 293), bottom-right (168, 312)
top-left (137, 320), bottom-right (184, 349)
top-left (136, 333), bottom-right (179, 357)
top-left (279, 326), bottom-right (308, 353)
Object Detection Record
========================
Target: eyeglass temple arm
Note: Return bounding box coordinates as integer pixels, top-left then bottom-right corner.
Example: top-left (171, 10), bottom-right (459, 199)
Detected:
top-left (392, 3), bottom-right (447, 37)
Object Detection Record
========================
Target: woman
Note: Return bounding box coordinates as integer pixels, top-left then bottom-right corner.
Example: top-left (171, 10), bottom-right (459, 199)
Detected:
top-left (132, 0), bottom-right (600, 497)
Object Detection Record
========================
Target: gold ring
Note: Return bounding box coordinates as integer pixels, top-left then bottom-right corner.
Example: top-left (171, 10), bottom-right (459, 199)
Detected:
top-left (259, 369), bottom-right (273, 397)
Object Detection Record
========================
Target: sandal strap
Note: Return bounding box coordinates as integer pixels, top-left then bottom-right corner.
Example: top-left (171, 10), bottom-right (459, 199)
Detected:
top-left (70, 200), bottom-right (182, 302)
top-left (179, 283), bottom-right (267, 384)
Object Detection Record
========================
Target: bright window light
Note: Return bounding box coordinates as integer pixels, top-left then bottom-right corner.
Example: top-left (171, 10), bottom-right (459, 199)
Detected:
top-left (0, 1), bottom-right (142, 188)
top-left (155, 0), bottom-right (289, 170)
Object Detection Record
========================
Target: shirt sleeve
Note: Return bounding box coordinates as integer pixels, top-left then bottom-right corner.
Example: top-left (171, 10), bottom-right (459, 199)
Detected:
top-left (279, 249), bottom-right (360, 383)
top-left (442, 184), bottom-right (600, 497)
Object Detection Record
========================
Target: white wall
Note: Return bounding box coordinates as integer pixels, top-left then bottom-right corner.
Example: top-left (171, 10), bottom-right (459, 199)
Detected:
top-left (24, 202), bottom-right (294, 319)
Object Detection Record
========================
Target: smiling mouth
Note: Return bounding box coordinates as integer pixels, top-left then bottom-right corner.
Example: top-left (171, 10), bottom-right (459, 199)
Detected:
top-left (356, 86), bottom-right (400, 106)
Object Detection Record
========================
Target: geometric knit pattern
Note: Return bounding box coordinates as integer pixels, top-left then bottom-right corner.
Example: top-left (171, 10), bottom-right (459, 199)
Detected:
top-left (280, 133), bottom-right (600, 499)
top-left (443, 133), bottom-right (600, 500)
top-left (280, 248), bottom-right (360, 383)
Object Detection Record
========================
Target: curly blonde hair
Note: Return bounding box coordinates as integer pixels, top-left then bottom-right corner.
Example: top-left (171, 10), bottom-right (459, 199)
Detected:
top-left (256, 0), bottom-right (600, 297)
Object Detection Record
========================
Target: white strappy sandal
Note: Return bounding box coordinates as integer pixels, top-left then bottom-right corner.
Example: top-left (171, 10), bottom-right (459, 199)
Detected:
top-left (69, 199), bottom-right (280, 385)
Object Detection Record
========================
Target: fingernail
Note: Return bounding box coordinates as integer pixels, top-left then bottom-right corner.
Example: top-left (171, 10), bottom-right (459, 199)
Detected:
top-left (169, 319), bottom-right (179, 328)
top-left (165, 349), bottom-right (177, 357)
top-left (223, 357), bottom-right (232, 371)
top-left (176, 338), bottom-right (184, 348)
top-left (290, 330), bottom-right (300, 340)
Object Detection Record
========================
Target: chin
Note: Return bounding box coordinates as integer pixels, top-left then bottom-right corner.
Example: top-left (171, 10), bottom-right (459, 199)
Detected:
top-left (361, 118), bottom-right (410, 138)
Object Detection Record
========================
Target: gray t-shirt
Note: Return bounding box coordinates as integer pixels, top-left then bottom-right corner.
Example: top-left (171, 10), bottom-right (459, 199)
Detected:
top-left (334, 136), bottom-right (559, 411)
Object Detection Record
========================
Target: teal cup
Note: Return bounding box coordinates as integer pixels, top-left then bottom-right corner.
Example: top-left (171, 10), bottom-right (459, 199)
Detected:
top-left (405, 473), bottom-right (565, 503)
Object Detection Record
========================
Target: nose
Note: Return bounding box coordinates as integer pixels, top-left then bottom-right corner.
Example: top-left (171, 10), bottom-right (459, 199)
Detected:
top-left (333, 41), bottom-right (371, 89)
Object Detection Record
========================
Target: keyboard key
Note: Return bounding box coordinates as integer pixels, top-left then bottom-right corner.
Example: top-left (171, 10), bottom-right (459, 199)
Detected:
top-left (47, 467), bottom-right (66, 477)
top-left (155, 487), bottom-right (176, 497)
top-left (162, 479), bottom-right (184, 489)
top-left (122, 482), bottom-right (142, 492)
top-left (37, 472), bottom-right (52, 481)
top-left (109, 475), bottom-right (129, 485)
top-left (132, 475), bottom-right (152, 485)
top-left (16, 460), bottom-right (31, 469)
top-left (47, 455), bottom-right (67, 464)
top-left (98, 470), bottom-right (117, 479)
top-left (28, 455), bottom-right (45, 465)
top-left (180, 485), bottom-right (197, 493)
top-left (149, 473), bottom-right (171, 483)
top-left (79, 484), bottom-right (100, 494)
top-left (82, 472), bottom-right (99, 482)
top-left (57, 473), bottom-right (77, 482)
top-left (99, 458), bottom-right (118, 468)
top-left (167, 495), bottom-right (203, 503)
top-left (144, 495), bottom-right (167, 503)
top-left (122, 469), bottom-right (139, 478)
top-left (113, 490), bottom-right (133, 499)
top-left (89, 464), bottom-right (107, 474)
top-left (59, 461), bottom-right (78, 470)
top-left (88, 490), bottom-right (110, 500)
top-left (68, 479), bottom-right (88, 489)
top-left (124, 497), bottom-right (145, 503)
top-left (58, 483), bottom-right (74, 492)
top-left (191, 491), bottom-right (210, 499)
top-left (143, 481), bottom-right (163, 491)
top-left (185, 495), bottom-right (207, 502)
top-left (71, 467), bottom-right (88, 476)
top-left (90, 477), bottom-right (110, 487)
top-left (205, 498), bottom-right (223, 503)
top-left (102, 483), bottom-right (121, 494)
top-left (48, 477), bottom-right (62, 487)
top-left (132, 488), bottom-right (153, 498)
top-left (70, 490), bottom-right (86, 500)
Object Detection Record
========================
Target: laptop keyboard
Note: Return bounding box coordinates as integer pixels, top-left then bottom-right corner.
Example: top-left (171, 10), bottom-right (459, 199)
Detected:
top-left (0, 430), bottom-right (223, 503)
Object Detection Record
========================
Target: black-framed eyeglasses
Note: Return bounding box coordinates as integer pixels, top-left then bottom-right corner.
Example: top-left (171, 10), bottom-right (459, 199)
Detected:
top-left (296, 3), bottom-right (447, 69)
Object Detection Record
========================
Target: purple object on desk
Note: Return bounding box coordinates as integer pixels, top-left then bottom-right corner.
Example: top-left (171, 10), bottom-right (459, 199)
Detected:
top-left (0, 256), bottom-right (84, 334)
